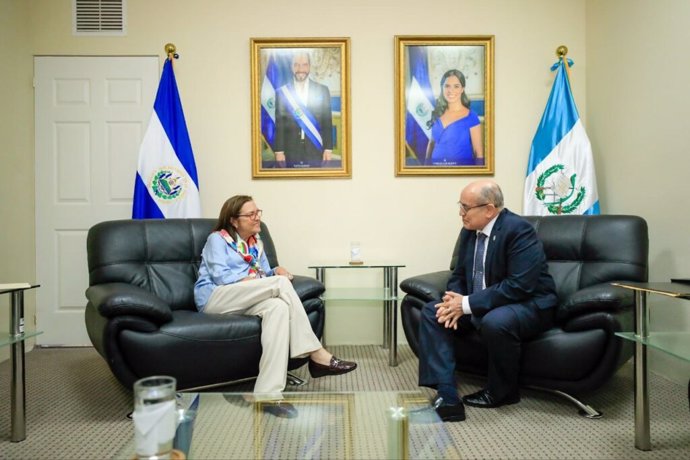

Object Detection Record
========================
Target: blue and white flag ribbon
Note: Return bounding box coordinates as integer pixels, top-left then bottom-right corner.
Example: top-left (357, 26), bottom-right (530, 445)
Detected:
top-left (278, 85), bottom-right (323, 151)
top-left (524, 58), bottom-right (600, 215)
top-left (132, 59), bottom-right (201, 219)
top-left (405, 46), bottom-right (435, 164)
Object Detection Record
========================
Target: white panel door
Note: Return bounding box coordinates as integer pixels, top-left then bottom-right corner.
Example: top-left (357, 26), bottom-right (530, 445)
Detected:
top-left (34, 56), bottom-right (158, 345)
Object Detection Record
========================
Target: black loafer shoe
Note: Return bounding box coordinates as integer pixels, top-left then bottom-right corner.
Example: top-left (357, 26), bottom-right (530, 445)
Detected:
top-left (308, 356), bottom-right (357, 378)
top-left (463, 388), bottom-right (520, 408)
top-left (435, 402), bottom-right (466, 422)
top-left (261, 401), bottom-right (298, 419)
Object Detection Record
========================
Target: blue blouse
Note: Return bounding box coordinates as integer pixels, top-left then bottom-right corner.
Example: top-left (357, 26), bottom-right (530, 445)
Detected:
top-left (429, 110), bottom-right (481, 166)
top-left (194, 232), bottom-right (274, 310)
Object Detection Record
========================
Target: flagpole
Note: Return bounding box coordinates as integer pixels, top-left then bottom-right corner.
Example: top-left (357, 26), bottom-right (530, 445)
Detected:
top-left (556, 46), bottom-right (571, 215)
top-left (556, 45), bottom-right (571, 81)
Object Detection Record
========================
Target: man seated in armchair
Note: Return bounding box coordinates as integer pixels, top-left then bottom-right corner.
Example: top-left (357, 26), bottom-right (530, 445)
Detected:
top-left (418, 180), bottom-right (558, 422)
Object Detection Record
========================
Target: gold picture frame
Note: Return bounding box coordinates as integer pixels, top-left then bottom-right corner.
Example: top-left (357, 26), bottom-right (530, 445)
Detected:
top-left (250, 37), bottom-right (351, 179)
top-left (395, 35), bottom-right (495, 176)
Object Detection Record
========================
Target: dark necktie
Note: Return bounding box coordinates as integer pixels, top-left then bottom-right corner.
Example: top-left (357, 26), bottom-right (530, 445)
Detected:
top-left (472, 232), bottom-right (487, 294)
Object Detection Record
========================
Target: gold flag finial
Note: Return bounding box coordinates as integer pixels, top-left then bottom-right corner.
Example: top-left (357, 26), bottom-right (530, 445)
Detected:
top-left (556, 45), bottom-right (568, 59)
top-left (165, 43), bottom-right (177, 60)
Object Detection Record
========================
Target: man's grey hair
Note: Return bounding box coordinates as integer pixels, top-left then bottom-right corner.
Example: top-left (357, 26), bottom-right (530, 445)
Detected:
top-left (479, 182), bottom-right (504, 208)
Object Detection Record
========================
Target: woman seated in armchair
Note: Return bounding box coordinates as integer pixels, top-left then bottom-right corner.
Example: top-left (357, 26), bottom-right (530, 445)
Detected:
top-left (194, 195), bottom-right (357, 418)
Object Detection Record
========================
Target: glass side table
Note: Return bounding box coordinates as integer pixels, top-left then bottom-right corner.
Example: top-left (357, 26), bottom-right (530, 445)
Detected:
top-left (308, 263), bottom-right (405, 366)
top-left (612, 281), bottom-right (690, 451)
top-left (0, 284), bottom-right (41, 442)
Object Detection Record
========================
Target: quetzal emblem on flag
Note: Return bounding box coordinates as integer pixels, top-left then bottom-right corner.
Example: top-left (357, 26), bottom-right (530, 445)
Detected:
top-left (534, 164), bottom-right (586, 215)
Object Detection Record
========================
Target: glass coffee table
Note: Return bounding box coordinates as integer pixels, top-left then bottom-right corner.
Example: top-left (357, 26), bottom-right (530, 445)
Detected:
top-left (114, 391), bottom-right (461, 459)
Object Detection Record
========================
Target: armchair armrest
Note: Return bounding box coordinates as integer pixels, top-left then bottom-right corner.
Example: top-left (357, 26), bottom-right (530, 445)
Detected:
top-left (291, 275), bottom-right (325, 300)
top-left (557, 282), bottom-right (634, 323)
top-left (85, 282), bottom-right (173, 324)
top-left (399, 271), bottom-right (451, 302)
top-left (561, 311), bottom-right (624, 334)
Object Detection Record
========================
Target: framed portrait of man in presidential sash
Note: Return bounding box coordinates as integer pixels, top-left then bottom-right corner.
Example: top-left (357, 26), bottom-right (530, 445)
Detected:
top-left (251, 38), bottom-right (351, 178)
top-left (395, 36), bottom-right (495, 176)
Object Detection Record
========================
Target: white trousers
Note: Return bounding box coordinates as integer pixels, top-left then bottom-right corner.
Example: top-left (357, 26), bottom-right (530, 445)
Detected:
top-left (204, 276), bottom-right (322, 396)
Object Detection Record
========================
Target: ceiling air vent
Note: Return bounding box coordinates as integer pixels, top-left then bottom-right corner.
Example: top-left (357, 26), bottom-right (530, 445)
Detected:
top-left (73, 0), bottom-right (126, 35)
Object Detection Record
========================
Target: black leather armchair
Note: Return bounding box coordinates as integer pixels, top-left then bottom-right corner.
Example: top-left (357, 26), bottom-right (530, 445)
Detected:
top-left (84, 218), bottom-right (325, 390)
top-left (400, 215), bottom-right (648, 417)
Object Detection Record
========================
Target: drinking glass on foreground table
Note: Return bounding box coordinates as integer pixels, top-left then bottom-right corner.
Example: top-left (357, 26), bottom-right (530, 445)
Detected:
top-left (132, 376), bottom-right (178, 460)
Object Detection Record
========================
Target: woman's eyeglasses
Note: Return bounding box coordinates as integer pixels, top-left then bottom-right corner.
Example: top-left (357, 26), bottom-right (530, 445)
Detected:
top-left (237, 209), bottom-right (263, 220)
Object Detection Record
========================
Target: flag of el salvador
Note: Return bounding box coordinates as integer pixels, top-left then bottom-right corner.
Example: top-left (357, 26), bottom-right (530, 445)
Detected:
top-left (524, 59), bottom-right (600, 216)
top-left (405, 46), bottom-right (435, 164)
top-left (260, 53), bottom-right (281, 148)
top-left (132, 59), bottom-right (201, 219)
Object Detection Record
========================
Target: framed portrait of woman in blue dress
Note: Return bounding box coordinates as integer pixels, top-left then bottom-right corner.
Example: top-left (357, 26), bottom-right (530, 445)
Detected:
top-left (395, 36), bottom-right (494, 176)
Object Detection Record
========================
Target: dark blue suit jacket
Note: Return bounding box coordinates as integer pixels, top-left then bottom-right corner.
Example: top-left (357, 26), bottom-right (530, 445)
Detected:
top-left (447, 208), bottom-right (558, 319)
top-left (274, 79), bottom-right (333, 165)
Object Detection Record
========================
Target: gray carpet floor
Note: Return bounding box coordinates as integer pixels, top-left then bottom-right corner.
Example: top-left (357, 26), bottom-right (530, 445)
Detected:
top-left (0, 345), bottom-right (689, 459)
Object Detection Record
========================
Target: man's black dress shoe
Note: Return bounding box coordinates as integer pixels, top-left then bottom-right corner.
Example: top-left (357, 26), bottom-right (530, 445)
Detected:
top-left (308, 356), bottom-right (357, 378)
top-left (261, 401), bottom-right (298, 419)
top-left (435, 401), bottom-right (466, 422)
top-left (463, 388), bottom-right (520, 408)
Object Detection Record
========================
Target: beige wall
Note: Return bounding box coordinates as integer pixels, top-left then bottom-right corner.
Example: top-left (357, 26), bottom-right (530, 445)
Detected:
top-left (587, 0), bottom-right (690, 382)
top-left (1, 1), bottom-right (36, 362)
top-left (1, 0), bottom-right (686, 382)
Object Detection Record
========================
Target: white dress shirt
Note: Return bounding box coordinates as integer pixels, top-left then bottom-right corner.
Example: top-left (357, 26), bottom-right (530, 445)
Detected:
top-left (461, 214), bottom-right (498, 315)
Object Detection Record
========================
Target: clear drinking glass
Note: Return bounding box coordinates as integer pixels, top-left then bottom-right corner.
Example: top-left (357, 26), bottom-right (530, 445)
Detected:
top-left (133, 376), bottom-right (177, 460)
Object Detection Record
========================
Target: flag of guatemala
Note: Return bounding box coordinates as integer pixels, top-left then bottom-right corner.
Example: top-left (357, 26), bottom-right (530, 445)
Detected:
top-left (405, 47), bottom-right (435, 165)
top-left (524, 58), bottom-right (600, 216)
top-left (132, 59), bottom-right (201, 219)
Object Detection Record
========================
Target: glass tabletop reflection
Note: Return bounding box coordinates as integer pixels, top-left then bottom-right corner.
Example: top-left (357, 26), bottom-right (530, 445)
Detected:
top-left (114, 391), bottom-right (461, 460)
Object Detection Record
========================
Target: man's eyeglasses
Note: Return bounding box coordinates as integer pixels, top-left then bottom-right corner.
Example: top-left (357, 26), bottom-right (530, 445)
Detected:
top-left (237, 209), bottom-right (263, 220)
top-left (458, 202), bottom-right (489, 214)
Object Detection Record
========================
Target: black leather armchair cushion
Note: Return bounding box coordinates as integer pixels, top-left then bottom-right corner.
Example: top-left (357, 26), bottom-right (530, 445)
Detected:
top-left (400, 214), bottom-right (647, 396)
top-left (85, 218), bottom-right (325, 390)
